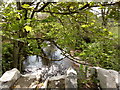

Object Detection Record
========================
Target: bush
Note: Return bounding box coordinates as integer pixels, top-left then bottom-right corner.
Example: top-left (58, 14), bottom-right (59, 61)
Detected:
top-left (79, 36), bottom-right (119, 71)
top-left (2, 43), bottom-right (13, 73)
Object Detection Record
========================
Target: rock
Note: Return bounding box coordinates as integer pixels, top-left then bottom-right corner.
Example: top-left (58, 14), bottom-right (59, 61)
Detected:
top-left (0, 68), bottom-right (21, 89)
top-left (66, 67), bottom-right (77, 76)
top-left (40, 75), bottom-right (66, 89)
top-left (47, 76), bottom-right (65, 89)
top-left (89, 67), bottom-right (100, 75)
top-left (97, 68), bottom-right (117, 89)
top-left (65, 67), bottom-right (77, 89)
top-left (118, 73), bottom-right (120, 89)
top-left (108, 70), bottom-right (120, 89)
top-left (36, 73), bottom-right (41, 81)
top-left (48, 79), bottom-right (65, 88)
top-left (47, 64), bottom-right (60, 76)
top-left (89, 67), bottom-right (118, 89)
top-left (12, 76), bottom-right (36, 89)
top-left (29, 81), bottom-right (38, 88)
top-left (37, 83), bottom-right (44, 88)
top-left (108, 70), bottom-right (119, 84)
top-left (49, 75), bottom-right (66, 81)
top-left (22, 73), bottom-right (36, 80)
top-left (12, 70), bottom-right (42, 89)
top-left (41, 77), bottom-right (49, 88)
top-left (22, 70), bottom-right (42, 81)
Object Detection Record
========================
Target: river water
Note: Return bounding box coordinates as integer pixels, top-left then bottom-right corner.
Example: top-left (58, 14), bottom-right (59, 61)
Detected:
top-left (23, 42), bottom-right (74, 79)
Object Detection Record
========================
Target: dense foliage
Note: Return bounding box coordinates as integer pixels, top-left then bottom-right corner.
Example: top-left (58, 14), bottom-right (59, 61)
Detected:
top-left (0, 1), bottom-right (119, 73)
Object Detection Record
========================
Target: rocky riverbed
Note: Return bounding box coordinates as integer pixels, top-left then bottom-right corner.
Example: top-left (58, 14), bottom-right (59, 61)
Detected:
top-left (0, 66), bottom-right (78, 89)
top-left (0, 65), bottom-right (119, 89)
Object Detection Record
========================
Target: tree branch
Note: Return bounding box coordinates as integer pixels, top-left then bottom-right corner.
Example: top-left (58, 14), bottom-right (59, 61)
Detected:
top-left (92, 2), bottom-right (120, 7)
top-left (30, 2), bottom-right (51, 19)
top-left (35, 2), bottom-right (51, 12)
top-left (41, 2), bottom-right (119, 15)
top-left (16, 1), bottom-right (21, 10)
top-left (50, 40), bottom-right (92, 66)
top-left (30, 2), bottom-right (41, 19)
top-left (2, 36), bottom-right (25, 43)
top-left (79, 3), bottom-right (89, 10)
top-left (42, 10), bottom-right (79, 15)
top-left (24, 9), bottom-right (28, 20)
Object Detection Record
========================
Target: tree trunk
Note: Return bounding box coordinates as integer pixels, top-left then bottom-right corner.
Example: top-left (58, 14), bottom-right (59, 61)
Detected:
top-left (18, 53), bottom-right (23, 72)
top-left (13, 41), bottom-right (19, 68)
top-left (36, 39), bottom-right (50, 66)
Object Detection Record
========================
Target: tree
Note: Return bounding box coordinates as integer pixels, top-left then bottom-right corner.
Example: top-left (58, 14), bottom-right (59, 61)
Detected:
top-left (1, 1), bottom-right (119, 73)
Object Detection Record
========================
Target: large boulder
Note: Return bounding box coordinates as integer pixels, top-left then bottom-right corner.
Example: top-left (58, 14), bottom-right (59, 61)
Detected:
top-left (97, 68), bottom-right (117, 89)
top-left (0, 68), bottom-right (21, 89)
top-left (89, 67), bottom-right (119, 89)
top-left (12, 70), bottom-right (42, 89)
top-left (65, 67), bottom-right (77, 89)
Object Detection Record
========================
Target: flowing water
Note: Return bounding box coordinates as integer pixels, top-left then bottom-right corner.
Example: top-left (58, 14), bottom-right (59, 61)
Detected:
top-left (23, 42), bottom-right (74, 80)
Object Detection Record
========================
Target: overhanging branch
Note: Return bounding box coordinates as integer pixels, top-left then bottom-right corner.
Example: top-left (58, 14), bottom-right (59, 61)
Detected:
top-left (31, 2), bottom-right (51, 19)
top-left (26, 37), bottom-right (91, 65)
top-left (35, 2), bottom-right (51, 12)
top-left (30, 2), bottom-right (41, 19)
top-left (50, 40), bottom-right (92, 66)
top-left (41, 2), bottom-right (119, 15)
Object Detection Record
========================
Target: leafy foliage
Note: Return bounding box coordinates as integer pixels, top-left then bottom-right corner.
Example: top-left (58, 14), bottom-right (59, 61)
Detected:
top-left (1, 1), bottom-right (119, 73)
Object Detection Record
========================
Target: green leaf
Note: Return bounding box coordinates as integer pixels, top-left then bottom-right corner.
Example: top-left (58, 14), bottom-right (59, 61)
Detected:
top-left (80, 52), bottom-right (85, 56)
top-left (21, 4), bottom-right (30, 9)
top-left (81, 25), bottom-right (88, 28)
top-left (89, 2), bottom-right (95, 6)
top-left (16, 14), bottom-right (20, 19)
top-left (80, 64), bottom-right (83, 71)
top-left (103, 28), bottom-right (107, 31)
top-left (24, 26), bottom-right (32, 32)
top-left (0, 22), bottom-right (3, 25)
top-left (109, 32), bottom-right (113, 35)
top-left (27, 19), bottom-right (32, 23)
top-left (70, 6), bottom-right (74, 9)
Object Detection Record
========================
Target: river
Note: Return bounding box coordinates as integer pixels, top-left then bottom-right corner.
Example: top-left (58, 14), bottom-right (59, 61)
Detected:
top-left (22, 42), bottom-right (74, 79)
